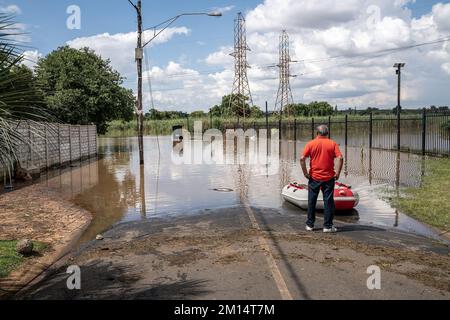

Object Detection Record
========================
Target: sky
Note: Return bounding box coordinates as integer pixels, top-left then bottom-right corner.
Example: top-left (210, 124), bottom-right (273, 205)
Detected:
top-left (1, 0), bottom-right (450, 112)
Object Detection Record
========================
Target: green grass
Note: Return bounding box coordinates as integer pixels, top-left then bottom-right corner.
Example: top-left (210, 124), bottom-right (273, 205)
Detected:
top-left (391, 158), bottom-right (450, 232)
top-left (104, 114), bottom-right (421, 137)
top-left (0, 240), bottom-right (48, 278)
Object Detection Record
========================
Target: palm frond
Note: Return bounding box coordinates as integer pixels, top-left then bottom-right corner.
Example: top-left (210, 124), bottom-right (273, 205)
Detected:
top-left (0, 14), bottom-right (55, 183)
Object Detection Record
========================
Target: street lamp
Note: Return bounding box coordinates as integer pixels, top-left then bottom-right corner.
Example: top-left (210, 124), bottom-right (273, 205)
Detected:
top-left (128, 0), bottom-right (222, 165)
top-left (142, 12), bottom-right (222, 48)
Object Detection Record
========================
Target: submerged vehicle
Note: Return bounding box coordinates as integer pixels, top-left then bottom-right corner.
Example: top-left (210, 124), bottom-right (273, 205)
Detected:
top-left (281, 181), bottom-right (359, 211)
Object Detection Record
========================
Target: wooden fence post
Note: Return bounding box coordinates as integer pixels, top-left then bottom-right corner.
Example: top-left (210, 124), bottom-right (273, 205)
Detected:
top-left (311, 118), bottom-right (315, 140)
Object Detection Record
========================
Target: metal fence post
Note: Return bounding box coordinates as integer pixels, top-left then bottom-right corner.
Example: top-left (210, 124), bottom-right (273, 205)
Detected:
top-left (369, 112), bottom-right (373, 149)
top-left (397, 109), bottom-right (401, 151)
top-left (278, 117), bottom-right (282, 140)
top-left (311, 118), bottom-right (315, 140)
top-left (265, 101), bottom-right (269, 134)
top-left (294, 118), bottom-right (297, 141)
top-left (328, 116), bottom-right (332, 139)
top-left (422, 108), bottom-right (426, 156)
top-left (344, 114), bottom-right (348, 146)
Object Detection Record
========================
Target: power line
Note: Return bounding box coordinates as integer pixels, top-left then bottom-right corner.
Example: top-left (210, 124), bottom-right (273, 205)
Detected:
top-left (299, 35), bottom-right (450, 64)
top-left (298, 36), bottom-right (450, 76)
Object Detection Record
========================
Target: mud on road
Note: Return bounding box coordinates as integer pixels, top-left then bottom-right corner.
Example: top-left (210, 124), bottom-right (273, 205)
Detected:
top-left (19, 206), bottom-right (450, 300)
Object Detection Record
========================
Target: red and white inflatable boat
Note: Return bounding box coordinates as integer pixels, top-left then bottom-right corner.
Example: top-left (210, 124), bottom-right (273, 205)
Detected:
top-left (281, 182), bottom-right (359, 211)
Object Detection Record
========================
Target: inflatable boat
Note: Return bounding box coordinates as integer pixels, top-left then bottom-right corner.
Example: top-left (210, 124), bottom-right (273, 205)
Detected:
top-left (281, 181), bottom-right (359, 211)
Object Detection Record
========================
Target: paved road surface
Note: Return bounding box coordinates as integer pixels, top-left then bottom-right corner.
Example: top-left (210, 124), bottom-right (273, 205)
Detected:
top-left (18, 206), bottom-right (450, 300)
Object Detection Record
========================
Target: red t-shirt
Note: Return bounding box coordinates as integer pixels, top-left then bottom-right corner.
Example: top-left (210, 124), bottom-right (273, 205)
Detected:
top-left (302, 136), bottom-right (342, 181)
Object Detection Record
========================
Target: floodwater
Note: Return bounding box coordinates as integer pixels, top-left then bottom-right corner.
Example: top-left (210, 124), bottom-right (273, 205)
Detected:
top-left (37, 135), bottom-right (441, 243)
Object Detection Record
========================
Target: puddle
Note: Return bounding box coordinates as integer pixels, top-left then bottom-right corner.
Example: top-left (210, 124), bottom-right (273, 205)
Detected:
top-left (36, 136), bottom-right (441, 243)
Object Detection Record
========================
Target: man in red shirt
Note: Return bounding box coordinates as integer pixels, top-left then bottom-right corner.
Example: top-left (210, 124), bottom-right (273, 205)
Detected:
top-left (300, 125), bottom-right (343, 233)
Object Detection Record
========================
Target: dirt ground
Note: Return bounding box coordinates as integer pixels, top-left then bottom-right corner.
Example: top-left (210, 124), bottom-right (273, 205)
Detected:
top-left (18, 206), bottom-right (450, 300)
top-left (0, 184), bottom-right (92, 296)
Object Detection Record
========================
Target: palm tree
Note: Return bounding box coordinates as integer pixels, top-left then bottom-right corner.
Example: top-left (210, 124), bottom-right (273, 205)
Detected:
top-left (0, 14), bottom-right (47, 183)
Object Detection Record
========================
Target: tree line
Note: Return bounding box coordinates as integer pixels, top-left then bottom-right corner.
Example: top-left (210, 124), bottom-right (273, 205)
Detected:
top-left (7, 46), bottom-right (135, 134)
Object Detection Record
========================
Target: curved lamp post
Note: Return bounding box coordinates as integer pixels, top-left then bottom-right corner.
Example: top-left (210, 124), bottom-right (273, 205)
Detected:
top-left (128, 0), bottom-right (222, 165)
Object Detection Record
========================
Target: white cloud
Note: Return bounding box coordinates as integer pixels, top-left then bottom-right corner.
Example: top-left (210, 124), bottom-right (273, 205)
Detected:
top-left (0, 4), bottom-right (21, 15)
top-left (30, 0), bottom-right (448, 112)
top-left (212, 5), bottom-right (235, 14)
top-left (22, 50), bottom-right (42, 69)
top-left (205, 46), bottom-right (233, 66)
top-left (246, 0), bottom-right (361, 32)
top-left (194, 0), bottom-right (450, 110)
top-left (442, 62), bottom-right (450, 75)
top-left (67, 27), bottom-right (190, 79)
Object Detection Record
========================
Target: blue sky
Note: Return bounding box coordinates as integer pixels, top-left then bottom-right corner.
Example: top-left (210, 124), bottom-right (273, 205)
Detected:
top-left (5, 0), bottom-right (252, 69)
top-left (2, 0), bottom-right (450, 111)
top-left (9, 0), bottom-right (444, 65)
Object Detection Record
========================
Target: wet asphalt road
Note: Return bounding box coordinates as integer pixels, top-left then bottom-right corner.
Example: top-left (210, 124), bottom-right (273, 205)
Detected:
top-left (18, 206), bottom-right (450, 300)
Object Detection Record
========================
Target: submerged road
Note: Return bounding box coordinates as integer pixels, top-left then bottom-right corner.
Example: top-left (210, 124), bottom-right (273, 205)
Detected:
top-left (18, 206), bottom-right (450, 300)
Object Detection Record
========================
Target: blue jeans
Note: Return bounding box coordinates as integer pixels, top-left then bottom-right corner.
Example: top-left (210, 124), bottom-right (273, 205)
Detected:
top-left (306, 178), bottom-right (335, 229)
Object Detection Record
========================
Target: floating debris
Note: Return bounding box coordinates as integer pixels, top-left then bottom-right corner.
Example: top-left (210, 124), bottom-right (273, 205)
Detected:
top-left (212, 188), bottom-right (234, 192)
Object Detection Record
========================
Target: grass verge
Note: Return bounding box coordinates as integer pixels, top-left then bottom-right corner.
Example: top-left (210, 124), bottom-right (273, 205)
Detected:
top-left (391, 157), bottom-right (450, 233)
top-left (0, 240), bottom-right (48, 278)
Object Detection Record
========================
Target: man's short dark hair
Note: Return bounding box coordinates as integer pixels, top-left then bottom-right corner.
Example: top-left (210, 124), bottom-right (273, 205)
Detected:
top-left (317, 125), bottom-right (329, 136)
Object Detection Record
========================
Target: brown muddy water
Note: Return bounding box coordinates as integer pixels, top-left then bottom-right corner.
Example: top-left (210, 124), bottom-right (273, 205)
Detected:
top-left (36, 136), bottom-right (441, 243)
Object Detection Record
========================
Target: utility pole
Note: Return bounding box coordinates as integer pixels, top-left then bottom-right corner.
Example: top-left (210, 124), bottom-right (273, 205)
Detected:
top-left (130, 0), bottom-right (145, 165)
top-left (275, 30), bottom-right (296, 118)
top-left (394, 63), bottom-right (405, 151)
top-left (128, 2), bottom-right (221, 164)
top-left (229, 12), bottom-right (253, 126)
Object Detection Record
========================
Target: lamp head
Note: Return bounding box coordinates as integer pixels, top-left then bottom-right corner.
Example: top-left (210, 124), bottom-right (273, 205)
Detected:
top-left (207, 11), bottom-right (222, 17)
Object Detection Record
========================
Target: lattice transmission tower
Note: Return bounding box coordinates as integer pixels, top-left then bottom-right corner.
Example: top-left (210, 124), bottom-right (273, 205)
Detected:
top-left (275, 30), bottom-right (295, 116)
top-left (229, 12), bottom-right (253, 121)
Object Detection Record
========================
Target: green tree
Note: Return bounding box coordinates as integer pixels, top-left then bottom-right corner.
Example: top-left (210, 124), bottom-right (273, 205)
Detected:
top-left (145, 108), bottom-right (187, 120)
top-left (250, 106), bottom-right (264, 118)
top-left (190, 110), bottom-right (206, 118)
top-left (209, 94), bottom-right (251, 117)
top-left (35, 46), bottom-right (134, 134)
top-left (308, 101), bottom-right (334, 116)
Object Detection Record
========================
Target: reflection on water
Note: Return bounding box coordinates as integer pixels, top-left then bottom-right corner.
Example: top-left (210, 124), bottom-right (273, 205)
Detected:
top-left (39, 136), bottom-right (440, 242)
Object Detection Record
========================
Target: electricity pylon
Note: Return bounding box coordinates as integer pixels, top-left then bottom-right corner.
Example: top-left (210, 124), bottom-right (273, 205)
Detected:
top-left (229, 12), bottom-right (253, 123)
top-left (275, 30), bottom-right (295, 117)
